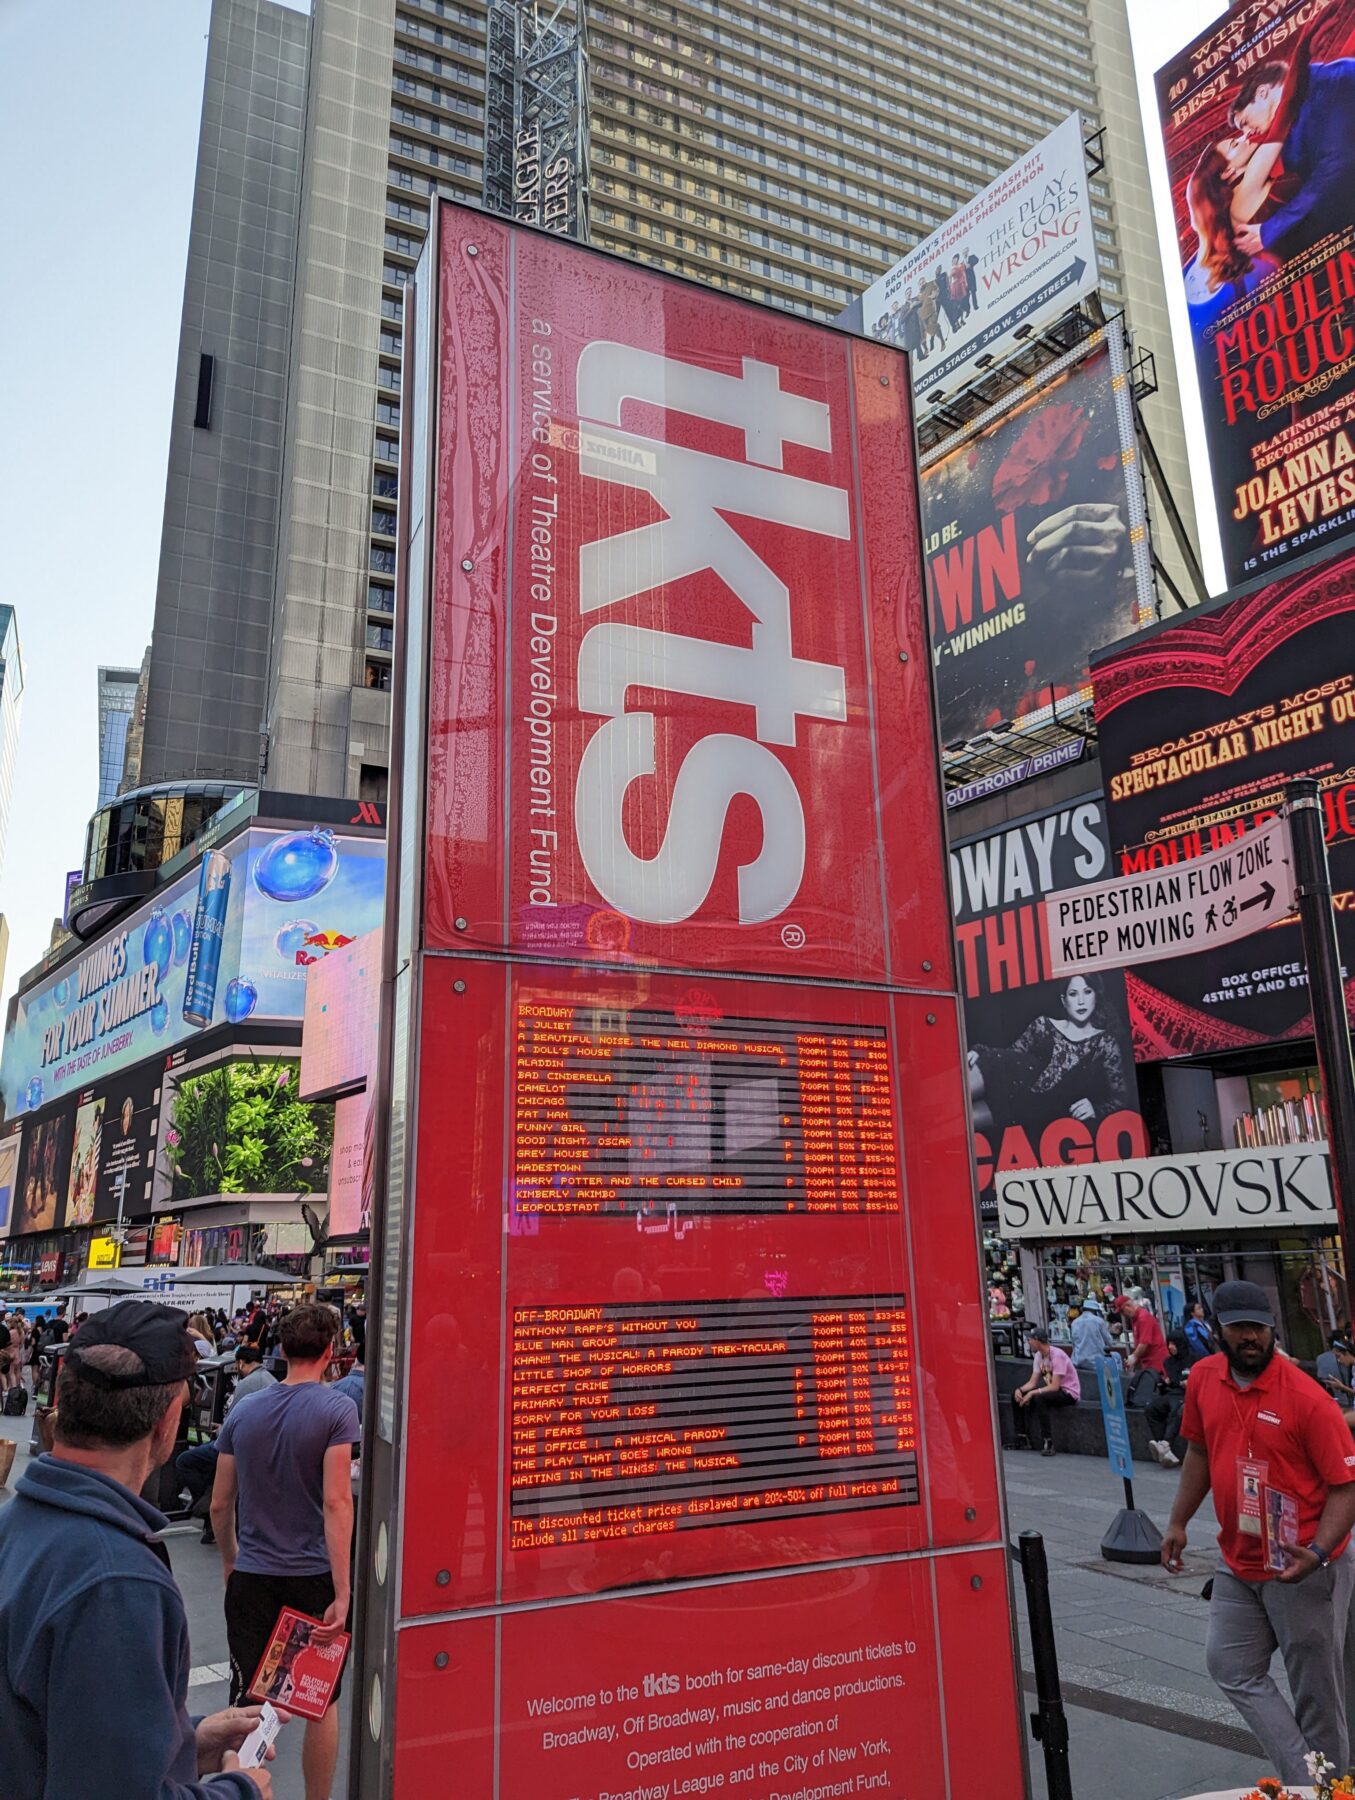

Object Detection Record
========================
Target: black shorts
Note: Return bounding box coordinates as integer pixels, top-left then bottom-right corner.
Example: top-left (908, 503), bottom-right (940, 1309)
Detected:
top-left (224, 1569), bottom-right (344, 1708)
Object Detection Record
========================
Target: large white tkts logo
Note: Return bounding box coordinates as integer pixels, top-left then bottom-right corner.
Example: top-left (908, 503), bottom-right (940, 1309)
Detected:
top-left (573, 345), bottom-right (851, 925)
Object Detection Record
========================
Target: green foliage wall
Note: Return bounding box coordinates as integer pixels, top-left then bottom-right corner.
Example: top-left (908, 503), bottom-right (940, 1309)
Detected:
top-left (164, 1059), bottom-right (333, 1200)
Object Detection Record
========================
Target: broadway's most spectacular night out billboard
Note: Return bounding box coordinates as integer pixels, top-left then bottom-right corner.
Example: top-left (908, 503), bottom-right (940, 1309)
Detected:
top-left (921, 338), bottom-right (1152, 746)
top-left (951, 795), bottom-right (1147, 1212)
top-left (1095, 548), bottom-right (1355, 1058)
top-left (1157, 0), bottom-right (1355, 585)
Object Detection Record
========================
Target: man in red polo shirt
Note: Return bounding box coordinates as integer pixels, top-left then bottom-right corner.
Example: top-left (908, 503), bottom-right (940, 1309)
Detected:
top-left (1161, 1280), bottom-right (1355, 1782)
top-left (1119, 1294), bottom-right (1168, 1379)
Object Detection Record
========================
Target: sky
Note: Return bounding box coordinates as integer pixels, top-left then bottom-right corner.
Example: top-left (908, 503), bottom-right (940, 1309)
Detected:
top-left (0, 0), bottom-right (211, 1014)
top-left (0, 0), bottom-right (1226, 1025)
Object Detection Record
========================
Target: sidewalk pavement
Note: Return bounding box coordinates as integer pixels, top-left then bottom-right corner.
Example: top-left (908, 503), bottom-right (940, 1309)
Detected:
top-left (0, 1403), bottom-right (1282, 1800)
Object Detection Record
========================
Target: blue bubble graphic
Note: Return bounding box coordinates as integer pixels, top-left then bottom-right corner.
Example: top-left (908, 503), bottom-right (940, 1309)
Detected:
top-left (25, 1077), bottom-right (43, 1112)
top-left (143, 909), bottom-right (173, 979)
top-left (275, 919), bottom-right (319, 961)
top-left (172, 911), bottom-right (192, 965)
top-left (150, 999), bottom-right (169, 1035)
top-left (53, 979), bottom-right (71, 1008)
top-left (252, 829), bottom-right (339, 903)
top-left (224, 978), bottom-right (258, 1023)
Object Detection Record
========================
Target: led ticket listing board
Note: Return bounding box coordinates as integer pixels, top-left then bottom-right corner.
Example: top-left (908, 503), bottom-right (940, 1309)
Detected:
top-left (357, 205), bottom-right (1023, 1800)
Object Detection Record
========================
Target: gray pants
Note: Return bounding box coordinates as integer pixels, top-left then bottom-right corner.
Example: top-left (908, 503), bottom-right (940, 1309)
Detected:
top-left (1206, 1555), bottom-right (1355, 1782)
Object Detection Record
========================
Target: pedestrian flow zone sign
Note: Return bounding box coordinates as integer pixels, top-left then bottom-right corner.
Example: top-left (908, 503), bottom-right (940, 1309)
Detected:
top-left (1045, 813), bottom-right (1296, 978)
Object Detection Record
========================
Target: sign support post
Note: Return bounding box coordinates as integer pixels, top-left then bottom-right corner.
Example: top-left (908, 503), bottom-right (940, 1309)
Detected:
top-left (1287, 778), bottom-right (1355, 1295)
top-left (1094, 1355), bottom-right (1161, 1565)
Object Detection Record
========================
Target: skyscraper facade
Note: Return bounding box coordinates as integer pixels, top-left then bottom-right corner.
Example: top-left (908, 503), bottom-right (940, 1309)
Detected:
top-left (140, 0), bottom-right (310, 788)
top-left (150, 0), bottom-right (1199, 799)
top-left (95, 666), bottom-right (141, 806)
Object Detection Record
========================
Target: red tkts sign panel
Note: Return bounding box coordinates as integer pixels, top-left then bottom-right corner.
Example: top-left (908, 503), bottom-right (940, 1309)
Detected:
top-left (423, 207), bottom-right (949, 984)
top-left (355, 203), bottom-right (1023, 1800)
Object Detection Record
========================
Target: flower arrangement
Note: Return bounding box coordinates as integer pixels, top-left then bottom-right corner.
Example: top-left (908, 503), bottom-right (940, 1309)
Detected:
top-left (1237, 1753), bottom-right (1355, 1798)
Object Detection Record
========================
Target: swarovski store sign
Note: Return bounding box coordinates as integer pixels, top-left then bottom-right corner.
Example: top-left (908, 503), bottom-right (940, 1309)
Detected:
top-left (997, 1144), bottom-right (1334, 1241)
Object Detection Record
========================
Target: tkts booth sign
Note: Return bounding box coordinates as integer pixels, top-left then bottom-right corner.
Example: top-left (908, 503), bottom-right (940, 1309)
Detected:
top-left (1094, 550), bottom-right (1355, 1058)
top-left (353, 206), bottom-right (1025, 1800)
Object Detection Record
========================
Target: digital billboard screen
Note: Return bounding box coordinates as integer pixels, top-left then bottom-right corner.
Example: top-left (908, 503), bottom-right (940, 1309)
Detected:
top-left (921, 340), bottom-right (1152, 747)
top-left (1, 827), bottom-right (385, 1120)
top-left (950, 795), bottom-right (1148, 1208)
top-left (1156, 0), bottom-right (1355, 584)
top-left (1094, 548), bottom-right (1355, 1056)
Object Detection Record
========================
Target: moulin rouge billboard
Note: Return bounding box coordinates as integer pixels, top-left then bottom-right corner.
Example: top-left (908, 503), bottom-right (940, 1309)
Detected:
top-left (1156, 0), bottom-right (1355, 584)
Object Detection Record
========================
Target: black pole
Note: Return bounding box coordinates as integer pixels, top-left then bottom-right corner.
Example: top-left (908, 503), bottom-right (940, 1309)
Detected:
top-left (1122, 1475), bottom-right (1134, 1514)
top-left (1287, 778), bottom-right (1355, 1299)
top-left (1018, 1530), bottom-right (1074, 1800)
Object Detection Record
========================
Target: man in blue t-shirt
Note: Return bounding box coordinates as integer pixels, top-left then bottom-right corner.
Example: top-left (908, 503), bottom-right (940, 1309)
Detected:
top-left (212, 1303), bottom-right (359, 1800)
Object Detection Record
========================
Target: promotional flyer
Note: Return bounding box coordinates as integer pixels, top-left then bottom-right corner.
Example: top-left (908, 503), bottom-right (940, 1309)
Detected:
top-left (1094, 550), bottom-right (1355, 1056)
top-left (0, 827), bottom-right (385, 1119)
top-left (921, 343), bottom-right (1149, 746)
top-left (1156, 0), bottom-right (1355, 584)
top-left (950, 795), bottom-right (1147, 1210)
top-left (860, 112), bottom-right (1098, 392)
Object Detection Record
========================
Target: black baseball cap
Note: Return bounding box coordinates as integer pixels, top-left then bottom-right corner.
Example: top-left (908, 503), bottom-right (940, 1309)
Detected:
top-left (66, 1301), bottom-right (200, 1389)
top-left (1211, 1281), bottom-right (1275, 1328)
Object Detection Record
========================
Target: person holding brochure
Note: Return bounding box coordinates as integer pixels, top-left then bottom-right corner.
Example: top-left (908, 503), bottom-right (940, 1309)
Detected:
top-left (0, 1301), bottom-right (275, 1798)
top-left (212, 1303), bottom-right (359, 1800)
top-left (1160, 1280), bottom-right (1355, 1782)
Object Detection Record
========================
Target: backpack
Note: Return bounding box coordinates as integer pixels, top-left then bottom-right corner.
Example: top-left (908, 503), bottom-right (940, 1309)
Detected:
top-left (3, 1387), bottom-right (28, 1417)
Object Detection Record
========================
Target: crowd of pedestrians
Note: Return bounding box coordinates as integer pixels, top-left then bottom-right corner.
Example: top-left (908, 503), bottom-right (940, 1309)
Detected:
top-left (0, 1287), bottom-right (368, 1799)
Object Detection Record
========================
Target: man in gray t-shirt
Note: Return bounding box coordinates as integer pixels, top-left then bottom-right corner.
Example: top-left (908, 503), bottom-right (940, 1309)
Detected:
top-left (212, 1303), bottom-right (358, 1800)
top-left (227, 1345), bottom-right (277, 1411)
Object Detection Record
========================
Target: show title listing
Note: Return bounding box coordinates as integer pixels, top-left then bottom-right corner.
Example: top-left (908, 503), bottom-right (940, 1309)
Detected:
top-left (1156, 0), bottom-right (1355, 583)
top-left (41, 934), bottom-right (159, 1067)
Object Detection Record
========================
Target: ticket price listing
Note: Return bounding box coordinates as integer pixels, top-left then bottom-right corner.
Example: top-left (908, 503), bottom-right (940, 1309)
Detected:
top-left (525, 1638), bottom-right (914, 1800)
top-left (513, 1003), bottom-right (901, 1216)
top-left (509, 1298), bottom-right (918, 1548)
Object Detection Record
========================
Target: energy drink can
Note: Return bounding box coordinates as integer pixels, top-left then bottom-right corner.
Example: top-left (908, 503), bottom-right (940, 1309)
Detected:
top-left (183, 851), bottom-right (231, 1027)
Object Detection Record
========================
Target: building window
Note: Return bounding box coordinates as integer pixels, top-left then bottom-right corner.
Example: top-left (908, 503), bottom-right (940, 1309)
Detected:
top-left (375, 435), bottom-right (399, 463)
top-left (366, 623), bottom-right (395, 651)
top-left (370, 546), bottom-right (396, 574)
top-left (365, 661), bottom-right (392, 692)
top-left (368, 582), bottom-right (395, 613)
top-left (374, 471), bottom-right (399, 500)
top-left (376, 400), bottom-right (400, 427)
top-left (359, 763), bottom-right (389, 803)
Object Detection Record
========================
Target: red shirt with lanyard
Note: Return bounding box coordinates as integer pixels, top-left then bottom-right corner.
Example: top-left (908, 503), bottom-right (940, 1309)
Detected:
top-left (1180, 1349), bottom-right (1355, 1579)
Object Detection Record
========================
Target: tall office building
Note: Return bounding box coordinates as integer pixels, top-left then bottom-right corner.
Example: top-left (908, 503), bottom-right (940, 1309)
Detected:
top-left (0, 608), bottom-right (24, 881)
top-left (95, 666), bottom-right (141, 806)
top-left (140, 0), bottom-right (311, 788)
top-left (149, 0), bottom-right (1199, 799)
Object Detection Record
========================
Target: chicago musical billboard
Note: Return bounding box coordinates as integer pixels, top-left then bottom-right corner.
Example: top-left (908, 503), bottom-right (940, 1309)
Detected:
top-left (921, 339), bottom-right (1152, 746)
top-left (950, 795), bottom-right (1148, 1212)
top-left (1156, 0), bottom-right (1355, 584)
top-left (1094, 549), bottom-right (1355, 1057)
top-left (354, 205), bottom-right (1023, 1799)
